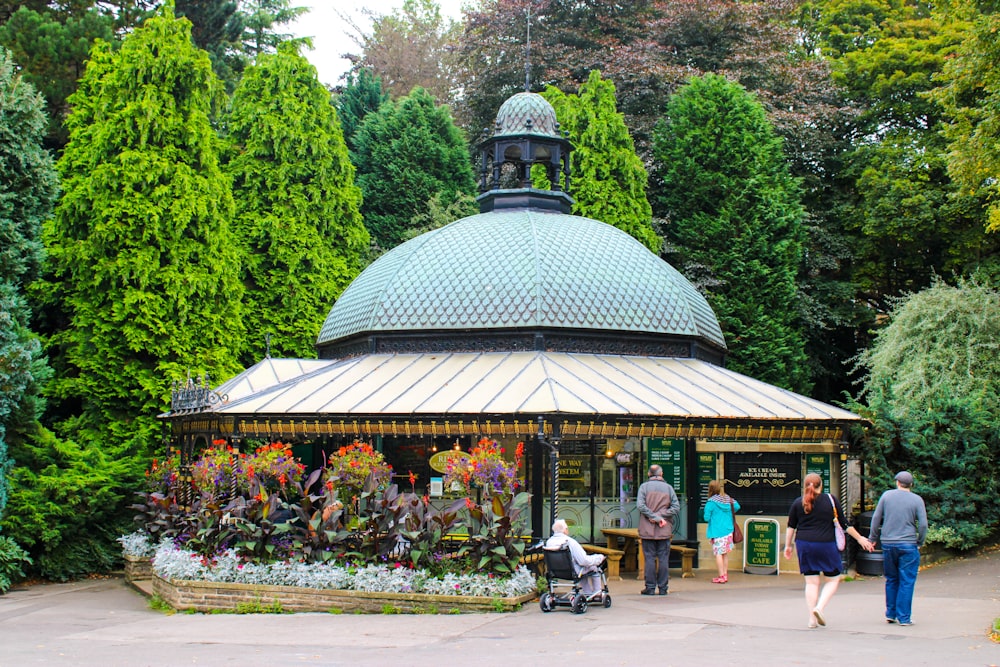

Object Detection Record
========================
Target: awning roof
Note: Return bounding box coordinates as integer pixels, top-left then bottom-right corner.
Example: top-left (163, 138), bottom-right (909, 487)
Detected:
top-left (208, 352), bottom-right (861, 424)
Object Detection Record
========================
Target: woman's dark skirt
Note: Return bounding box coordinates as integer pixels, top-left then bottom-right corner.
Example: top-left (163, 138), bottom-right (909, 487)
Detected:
top-left (796, 539), bottom-right (842, 575)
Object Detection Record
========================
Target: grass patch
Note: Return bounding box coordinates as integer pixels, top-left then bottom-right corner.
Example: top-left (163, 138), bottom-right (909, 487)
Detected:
top-left (234, 597), bottom-right (287, 614)
top-left (990, 617), bottom-right (1000, 643)
top-left (380, 603), bottom-right (400, 614)
top-left (147, 595), bottom-right (175, 615)
top-left (328, 607), bottom-right (344, 614)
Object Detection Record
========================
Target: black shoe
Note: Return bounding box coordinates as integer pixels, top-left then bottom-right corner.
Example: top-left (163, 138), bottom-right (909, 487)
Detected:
top-left (640, 589), bottom-right (656, 595)
top-left (658, 590), bottom-right (669, 595)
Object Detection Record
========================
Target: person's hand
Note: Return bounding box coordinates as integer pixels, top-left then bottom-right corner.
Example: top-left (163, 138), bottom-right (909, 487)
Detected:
top-left (783, 544), bottom-right (793, 559)
top-left (858, 537), bottom-right (875, 553)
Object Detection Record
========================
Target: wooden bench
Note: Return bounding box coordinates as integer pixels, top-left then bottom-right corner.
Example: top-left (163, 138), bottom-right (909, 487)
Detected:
top-left (581, 544), bottom-right (625, 581)
top-left (520, 551), bottom-right (546, 576)
top-left (671, 544), bottom-right (697, 579)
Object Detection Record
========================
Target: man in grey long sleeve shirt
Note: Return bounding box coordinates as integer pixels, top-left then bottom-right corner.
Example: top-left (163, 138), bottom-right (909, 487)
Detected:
top-left (636, 465), bottom-right (680, 595)
top-left (868, 471), bottom-right (928, 626)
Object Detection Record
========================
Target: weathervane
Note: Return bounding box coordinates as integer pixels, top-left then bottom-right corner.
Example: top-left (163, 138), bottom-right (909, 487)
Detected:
top-left (524, 3), bottom-right (532, 92)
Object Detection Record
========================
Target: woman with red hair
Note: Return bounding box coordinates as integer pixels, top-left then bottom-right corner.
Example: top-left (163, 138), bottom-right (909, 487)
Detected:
top-left (784, 473), bottom-right (874, 628)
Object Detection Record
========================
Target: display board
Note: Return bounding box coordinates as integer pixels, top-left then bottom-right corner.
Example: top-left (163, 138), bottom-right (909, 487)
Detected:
top-left (696, 452), bottom-right (717, 520)
top-left (805, 454), bottom-right (832, 493)
top-left (743, 518), bottom-right (780, 575)
top-left (646, 438), bottom-right (685, 493)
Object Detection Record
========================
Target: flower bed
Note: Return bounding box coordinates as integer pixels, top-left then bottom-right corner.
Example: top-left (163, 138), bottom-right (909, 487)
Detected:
top-left (149, 543), bottom-right (537, 614)
top-left (152, 574), bottom-right (536, 614)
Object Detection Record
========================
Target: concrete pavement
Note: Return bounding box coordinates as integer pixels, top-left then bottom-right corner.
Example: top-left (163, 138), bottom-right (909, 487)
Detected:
top-left (1, 549), bottom-right (997, 667)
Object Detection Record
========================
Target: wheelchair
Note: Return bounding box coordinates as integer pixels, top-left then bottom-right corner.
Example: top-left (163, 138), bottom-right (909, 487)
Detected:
top-left (537, 544), bottom-right (612, 614)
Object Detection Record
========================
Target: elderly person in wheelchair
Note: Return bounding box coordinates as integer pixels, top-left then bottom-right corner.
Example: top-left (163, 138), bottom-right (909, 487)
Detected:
top-left (545, 518), bottom-right (606, 597)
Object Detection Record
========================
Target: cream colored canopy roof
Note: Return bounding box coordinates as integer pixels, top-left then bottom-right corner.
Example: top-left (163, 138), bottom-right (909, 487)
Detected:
top-left (211, 352), bottom-right (860, 424)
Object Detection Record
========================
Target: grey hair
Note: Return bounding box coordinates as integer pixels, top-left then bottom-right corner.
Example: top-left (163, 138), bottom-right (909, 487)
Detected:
top-left (552, 519), bottom-right (568, 533)
top-left (649, 464), bottom-right (663, 478)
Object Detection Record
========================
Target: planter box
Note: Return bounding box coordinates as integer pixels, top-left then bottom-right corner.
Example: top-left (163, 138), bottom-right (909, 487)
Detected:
top-left (151, 574), bottom-right (536, 614)
top-left (124, 554), bottom-right (153, 583)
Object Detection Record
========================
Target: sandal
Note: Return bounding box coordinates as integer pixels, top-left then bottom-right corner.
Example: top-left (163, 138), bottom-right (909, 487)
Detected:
top-left (712, 575), bottom-right (727, 584)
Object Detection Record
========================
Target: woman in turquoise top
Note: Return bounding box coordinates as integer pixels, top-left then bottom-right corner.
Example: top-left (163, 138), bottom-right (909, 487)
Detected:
top-left (703, 480), bottom-right (740, 583)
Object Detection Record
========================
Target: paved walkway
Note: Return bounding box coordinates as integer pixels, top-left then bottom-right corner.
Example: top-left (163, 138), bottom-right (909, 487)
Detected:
top-left (1, 550), bottom-right (998, 667)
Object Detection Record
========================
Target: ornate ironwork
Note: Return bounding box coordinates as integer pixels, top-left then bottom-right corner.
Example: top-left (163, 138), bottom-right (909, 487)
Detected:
top-left (170, 373), bottom-right (228, 413)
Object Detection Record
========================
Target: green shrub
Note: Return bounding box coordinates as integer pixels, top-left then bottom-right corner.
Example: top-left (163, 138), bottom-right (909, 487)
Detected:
top-left (0, 535), bottom-right (32, 593)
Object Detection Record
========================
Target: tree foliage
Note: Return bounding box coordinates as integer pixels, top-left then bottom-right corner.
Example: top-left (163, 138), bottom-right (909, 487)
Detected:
top-left (0, 6), bottom-right (114, 147)
top-left (352, 86), bottom-right (476, 250)
top-left (175, 0), bottom-right (245, 92)
top-left (346, 0), bottom-right (462, 103)
top-left (335, 67), bottom-right (388, 152)
top-left (0, 47), bottom-right (57, 521)
top-left (652, 74), bottom-right (809, 392)
top-left (851, 279), bottom-right (1000, 549)
top-left (226, 43), bottom-right (369, 362)
top-left (43, 7), bottom-right (244, 449)
top-left (543, 71), bottom-right (659, 252)
top-left (932, 2), bottom-right (1000, 233)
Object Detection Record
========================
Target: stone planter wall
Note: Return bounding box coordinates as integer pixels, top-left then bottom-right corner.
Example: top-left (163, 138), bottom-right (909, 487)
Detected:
top-left (151, 574), bottom-right (536, 614)
top-left (124, 554), bottom-right (153, 583)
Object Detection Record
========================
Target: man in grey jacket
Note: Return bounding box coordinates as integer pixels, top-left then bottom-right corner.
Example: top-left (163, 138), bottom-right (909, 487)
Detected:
top-left (868, 471), bottom-right (928, 626)
top-left (636, 464), bottom-right (680, 595)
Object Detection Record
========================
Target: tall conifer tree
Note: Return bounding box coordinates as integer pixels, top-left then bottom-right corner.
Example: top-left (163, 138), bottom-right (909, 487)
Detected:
top-left (352, 86), bottom-right (476, 250)
top-left (227, 43), bottom-right (369, 362)
top-left (652, 74), bottom-right (809, 392)
top-left (544, 71), bottom-right (660, 252)
top-left (44, 7), bottom-right (244, 450)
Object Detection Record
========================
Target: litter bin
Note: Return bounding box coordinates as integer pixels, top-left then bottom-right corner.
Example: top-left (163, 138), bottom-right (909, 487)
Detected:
top-left (854, 510), bottom-right (883, 576)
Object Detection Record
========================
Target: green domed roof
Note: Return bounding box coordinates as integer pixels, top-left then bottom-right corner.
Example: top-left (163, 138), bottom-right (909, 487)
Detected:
top-left (318, 210), bottom-right (726, 351)
top-left (494, 92), bottom-right (560, 137)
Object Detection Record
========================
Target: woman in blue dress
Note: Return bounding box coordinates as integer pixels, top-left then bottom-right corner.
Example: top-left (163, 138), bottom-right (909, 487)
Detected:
top-left (784, 473), bottom-right (874, 627)
top-left (703, 479), bottom-right (740, 584)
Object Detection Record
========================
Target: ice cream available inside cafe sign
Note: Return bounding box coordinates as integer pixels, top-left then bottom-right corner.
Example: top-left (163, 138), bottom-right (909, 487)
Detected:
top-left (724, 453), bottom-right (801, 515)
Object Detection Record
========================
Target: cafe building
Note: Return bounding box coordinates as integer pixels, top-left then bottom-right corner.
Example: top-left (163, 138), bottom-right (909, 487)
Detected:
top-left (163, 91), bottom-right (866, 574)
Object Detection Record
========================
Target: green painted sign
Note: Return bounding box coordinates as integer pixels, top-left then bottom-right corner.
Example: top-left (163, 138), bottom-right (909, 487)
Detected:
top-left (647, 438), bottom-right (685, 493)
top-left (805, 454), bottom-right (831, 492)
top-left (697, 452), bottom-right (717, 520)
top-left (743, 518), bottom-right (780, 575)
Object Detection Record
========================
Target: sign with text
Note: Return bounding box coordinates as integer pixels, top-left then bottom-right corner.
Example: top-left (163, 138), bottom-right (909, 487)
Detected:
top-left (724, 453), bottom-right (801, 515)
top-left (743, 518), bottom-right (780, 575)
top-left (697, 452), bottom-right (717, 520)
top-left (646, 438), bottom-right (685, 493)
top-left (805, 454), bottom-right (831, 492)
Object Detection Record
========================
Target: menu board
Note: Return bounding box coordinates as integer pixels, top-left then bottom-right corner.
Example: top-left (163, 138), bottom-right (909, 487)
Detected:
top-left (646, 438), bottom-right (685, 493)
top-left (805, 454), bottom-right (832, 492)
top-left (696, 452), bottom-right (718, 520)
top-left (743, 518), bottom-right (780, 575)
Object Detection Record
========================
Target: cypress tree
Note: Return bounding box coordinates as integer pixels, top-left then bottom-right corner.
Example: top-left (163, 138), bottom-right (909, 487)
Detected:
top-left (0, 47), bottom-right (57, 520)
top-left (227, 43), bottom-right (369, 362)
top-left (44, 7), bottom-right (244, 451)
top-left (352, 87), bottom-right (476, 250)
top-left (544, 71), bottom-right (660, 253)
top-left (652, 74), bottom-right (809, 392)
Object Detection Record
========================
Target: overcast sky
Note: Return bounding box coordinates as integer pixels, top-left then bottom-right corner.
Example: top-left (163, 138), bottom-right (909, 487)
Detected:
top-left (289, 1), bottom-right (467, 87)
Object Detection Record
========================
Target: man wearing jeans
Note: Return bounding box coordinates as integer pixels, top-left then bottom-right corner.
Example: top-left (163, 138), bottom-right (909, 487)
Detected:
top-left (636, 464), bottom-right (679, 595)
top-left (868, 471), bottom-right (928, 626)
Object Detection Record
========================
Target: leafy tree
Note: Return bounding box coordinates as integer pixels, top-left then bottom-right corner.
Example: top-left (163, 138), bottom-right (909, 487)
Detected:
top-left (0, 6), bottom-right (114, 147)
top-left (43, 7), bottom-right (244, 451)
top-left (335, 67), bottom-right (388, 152)
top-left (850, 279), bottom-right (1000, 549)
top-left (812, 0), bottom-right (999, 309)
top-left (932, 2), bottom-right (1000, 234)
top-left (0, 47), bottom-right (57, 521)
top-left (543, 71), bottom-right (659, 252)
top-left (652, 74), bottom-right (810, 392)
top-left (352, 86), bottom-right (476, 250)
top-left (226, 43), bottom-right (369, 362)
top-left (346, 0), bottom-right (462, 103)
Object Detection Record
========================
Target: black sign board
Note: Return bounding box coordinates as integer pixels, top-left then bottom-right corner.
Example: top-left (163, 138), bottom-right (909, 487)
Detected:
top-left (724, 452), bottom-right (801, 515)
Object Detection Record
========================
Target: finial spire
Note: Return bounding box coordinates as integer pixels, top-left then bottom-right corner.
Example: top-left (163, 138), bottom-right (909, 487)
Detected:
top-left (524, 4), bottom-right (532, 92)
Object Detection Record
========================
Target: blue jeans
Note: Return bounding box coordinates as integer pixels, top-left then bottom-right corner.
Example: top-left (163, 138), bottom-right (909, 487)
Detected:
top-left (642, 538), bottom-right (671, 593)
top-left (882, 543), bottom-right (920, 623)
